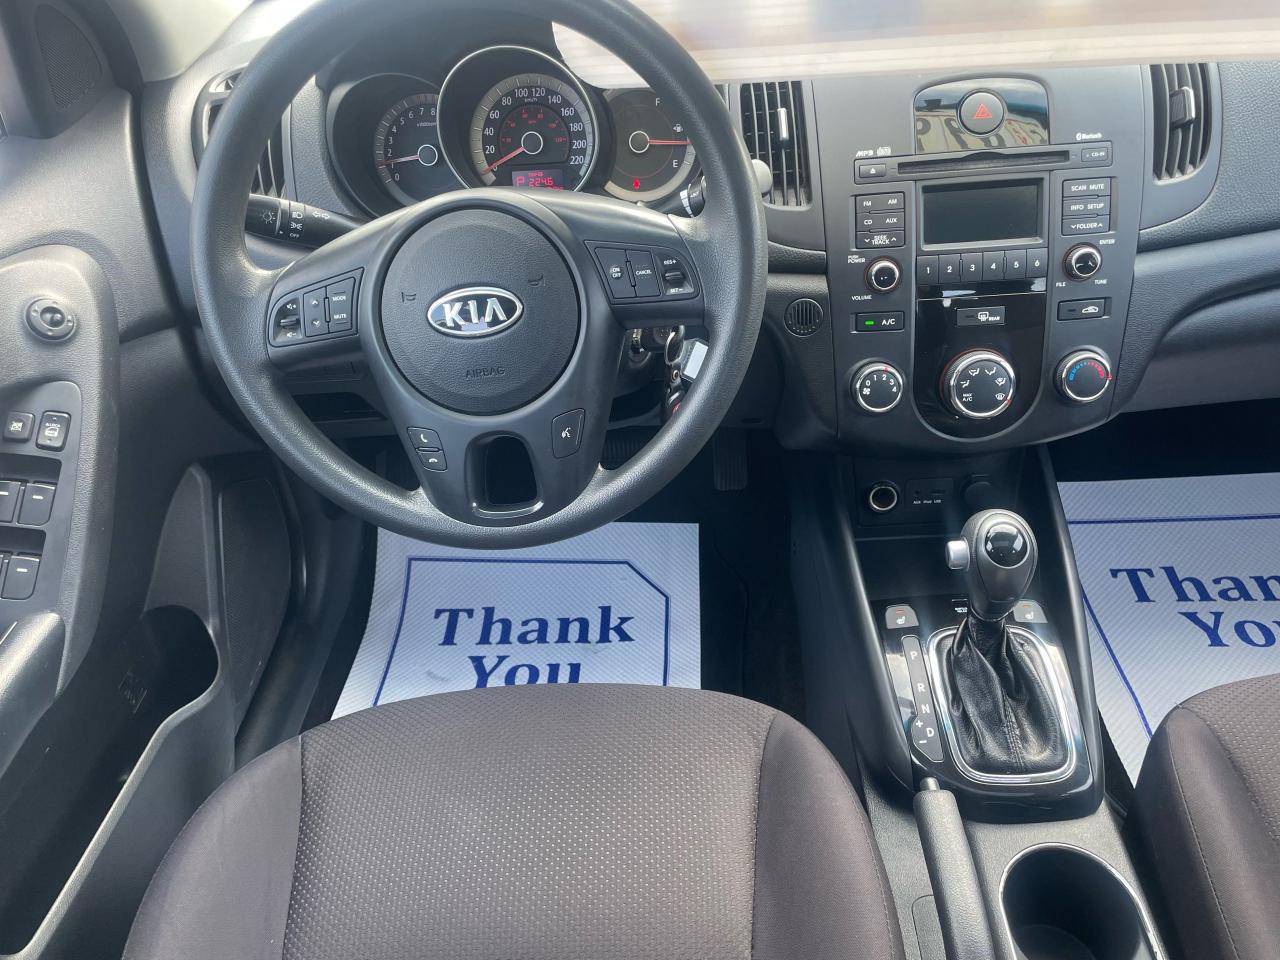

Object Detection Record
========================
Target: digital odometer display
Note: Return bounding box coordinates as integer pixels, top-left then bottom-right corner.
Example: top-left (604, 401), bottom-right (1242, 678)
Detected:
top-left (469, 73), bottom-right (597, 190)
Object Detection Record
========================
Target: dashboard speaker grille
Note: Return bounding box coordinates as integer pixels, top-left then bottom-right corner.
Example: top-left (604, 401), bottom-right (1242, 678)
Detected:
top-left (740, 81), bottom-right (811, 207)
top-left (784, 298), bottom-right (824, 337)
top-left (1151, 63), bottom-right (1212, 181)
top-left (35, 4), bottom-right (102, 110)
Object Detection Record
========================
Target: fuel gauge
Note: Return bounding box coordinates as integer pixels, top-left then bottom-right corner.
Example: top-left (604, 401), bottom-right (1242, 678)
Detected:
top-left (604, 89), bottom-right (697, 203)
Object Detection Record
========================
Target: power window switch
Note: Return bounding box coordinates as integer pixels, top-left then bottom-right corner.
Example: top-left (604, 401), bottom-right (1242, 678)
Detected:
top-left (1, 554), bottom-right (39, 601)
top-left (0, 480), bottom-right (19, 523)
top-left (35, 411), bottom-right (70, 451)
top-left (18, 483), bottom-right (55, 526)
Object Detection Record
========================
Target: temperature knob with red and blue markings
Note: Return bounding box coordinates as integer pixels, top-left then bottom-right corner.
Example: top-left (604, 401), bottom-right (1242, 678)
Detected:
top-left (1056, 349), bottom-right (1113, 404)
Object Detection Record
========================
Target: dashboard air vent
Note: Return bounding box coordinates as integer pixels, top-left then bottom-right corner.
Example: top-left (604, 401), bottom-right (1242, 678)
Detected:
top-left (740, 81), bottom-right (811, 207)
top-left (1150, 63), bottom-right (1211, 181)
top-left (194, 70), bottom-right (287, 198)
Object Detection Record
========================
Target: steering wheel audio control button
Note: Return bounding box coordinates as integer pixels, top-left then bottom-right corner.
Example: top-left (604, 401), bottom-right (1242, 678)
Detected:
top-left (408, 427), bottom-right (442, 451)
top-left (417, 449), bottom-right (447, 472)
top-left (552, 409), bottom-right (586, 458)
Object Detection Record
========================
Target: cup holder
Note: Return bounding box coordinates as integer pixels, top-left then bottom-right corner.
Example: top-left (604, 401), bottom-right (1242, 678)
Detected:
top-left (1001, 845), bottom-right (1161, 960)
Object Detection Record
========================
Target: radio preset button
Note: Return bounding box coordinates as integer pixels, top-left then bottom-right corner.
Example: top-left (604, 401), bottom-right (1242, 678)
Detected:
top-left (939, 254), bottom-right (961, 281)
top-left (982, 251), bottom-right (1006, 281)
top-left (1026, 248), bottom-right (1049, 278)
top-left (916, 256), bottom-right (940, 283)
top-left (1004, 249), bottom-right (1027, 279)
top-left (960, 252), bottom-right (983, 280)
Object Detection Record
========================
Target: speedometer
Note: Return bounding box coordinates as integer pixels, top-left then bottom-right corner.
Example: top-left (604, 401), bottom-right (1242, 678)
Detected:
top-left (468, 73), bottom-right (597, 190)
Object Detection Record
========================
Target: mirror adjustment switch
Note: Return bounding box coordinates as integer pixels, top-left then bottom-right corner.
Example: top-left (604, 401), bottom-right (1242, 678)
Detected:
top-left (0, 481), bottom-right (18, 523)
top-left (18, 483), bottom-right (55, 526)
top-left (1, 554), bottom-right (39, 601)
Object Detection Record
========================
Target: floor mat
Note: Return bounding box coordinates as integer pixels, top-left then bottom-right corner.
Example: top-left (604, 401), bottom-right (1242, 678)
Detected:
top-left (333, 522), bottom-right (700, 718)
top-left (1059, 472), bottom-right (1280, 782)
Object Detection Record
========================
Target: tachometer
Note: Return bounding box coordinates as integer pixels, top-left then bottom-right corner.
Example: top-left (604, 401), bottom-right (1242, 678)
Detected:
top-left (373, 92), bottom-right (456, 205)
top-left (604, 89), bottom-right (697, 202)
top-left (468, 73), bottom-right (597, 190)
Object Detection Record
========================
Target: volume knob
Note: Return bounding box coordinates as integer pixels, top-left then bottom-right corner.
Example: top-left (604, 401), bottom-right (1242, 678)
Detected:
top-left (865, 258), bottom-right (902, 293)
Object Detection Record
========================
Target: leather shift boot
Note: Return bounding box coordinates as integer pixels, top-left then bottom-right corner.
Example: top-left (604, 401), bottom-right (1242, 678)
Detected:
top-left (944, 615), bottom-right (1067, 776)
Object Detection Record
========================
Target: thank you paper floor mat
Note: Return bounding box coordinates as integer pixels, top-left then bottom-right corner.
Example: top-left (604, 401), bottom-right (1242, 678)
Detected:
top-left (1059, 473), bottom-right (1280, 781)
top-left (334, 523), bottom-right (700, 717)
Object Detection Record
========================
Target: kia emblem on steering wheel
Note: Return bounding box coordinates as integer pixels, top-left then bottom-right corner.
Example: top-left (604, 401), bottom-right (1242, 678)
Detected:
top-left (427, 286), bottom-right (524, 338)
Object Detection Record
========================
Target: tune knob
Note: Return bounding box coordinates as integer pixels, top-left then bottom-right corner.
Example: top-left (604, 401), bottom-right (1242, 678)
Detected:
top-left (852, 362), bottom-right (905, 414)
top-left (943, 350), bottom-right (1016, 419)
top-left (865, 258), bottom-right (902, 293)
top-left (1064, 244), bottom-right (1102, 280)
top-left (1056, 349), bottom-right (1113, 404)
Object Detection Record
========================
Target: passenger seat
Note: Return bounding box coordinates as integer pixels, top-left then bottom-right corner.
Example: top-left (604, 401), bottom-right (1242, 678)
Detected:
top-left (1134, 674), bottom-right (1280, 960)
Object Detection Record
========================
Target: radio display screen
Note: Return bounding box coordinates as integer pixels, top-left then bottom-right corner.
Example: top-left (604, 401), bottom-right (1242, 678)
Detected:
top-left (921, 180), bottom-right (1041, 245)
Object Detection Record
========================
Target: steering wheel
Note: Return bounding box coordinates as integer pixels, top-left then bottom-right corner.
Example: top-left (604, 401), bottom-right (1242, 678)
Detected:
top-left (191, 0), bottom-right (767, 547)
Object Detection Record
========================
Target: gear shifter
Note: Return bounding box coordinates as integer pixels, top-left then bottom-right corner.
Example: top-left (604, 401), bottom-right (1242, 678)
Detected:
top-left (941, 510), bottom-right (1068, 778)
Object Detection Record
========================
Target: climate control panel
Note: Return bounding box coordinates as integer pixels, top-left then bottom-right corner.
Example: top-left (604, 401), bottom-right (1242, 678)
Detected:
top-left (815, 66), bottom-right (1142, 454)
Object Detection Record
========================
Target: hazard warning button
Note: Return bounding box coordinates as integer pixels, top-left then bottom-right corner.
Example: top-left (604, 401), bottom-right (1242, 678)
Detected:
top-left (959, 91), bottom-right (1005, 135)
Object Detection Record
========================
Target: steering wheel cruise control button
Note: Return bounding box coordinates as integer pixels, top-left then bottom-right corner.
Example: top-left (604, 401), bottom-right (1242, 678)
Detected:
top-left (626, 250), bottom-right (662, 297)
top-left (595, 247), bottom-right (635, 299)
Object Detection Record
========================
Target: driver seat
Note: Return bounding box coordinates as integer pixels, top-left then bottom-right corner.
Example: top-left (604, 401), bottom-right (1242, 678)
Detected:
top-left (124, 685), bottom-right (905, 960)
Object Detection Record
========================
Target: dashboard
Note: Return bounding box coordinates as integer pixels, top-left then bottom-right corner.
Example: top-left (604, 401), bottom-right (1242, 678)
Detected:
top-left (325, 43), bottom-right (699, 216)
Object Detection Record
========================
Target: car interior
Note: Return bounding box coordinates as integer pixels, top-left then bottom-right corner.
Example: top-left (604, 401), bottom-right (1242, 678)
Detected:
top-left (3, 0), bottom-right (1280, 958)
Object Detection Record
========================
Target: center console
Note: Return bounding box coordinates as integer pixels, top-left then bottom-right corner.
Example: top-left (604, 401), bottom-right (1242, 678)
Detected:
top-left (815, 68), bottom-right (1144, 454)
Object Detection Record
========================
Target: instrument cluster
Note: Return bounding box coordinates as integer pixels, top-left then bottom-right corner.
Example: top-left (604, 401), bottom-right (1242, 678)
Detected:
top-left (327, 45), bottom-right (698, 216)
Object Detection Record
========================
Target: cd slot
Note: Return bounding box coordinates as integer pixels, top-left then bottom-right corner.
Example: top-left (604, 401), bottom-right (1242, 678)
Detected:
top-left (897, 150), bottom-right (1070, 176)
